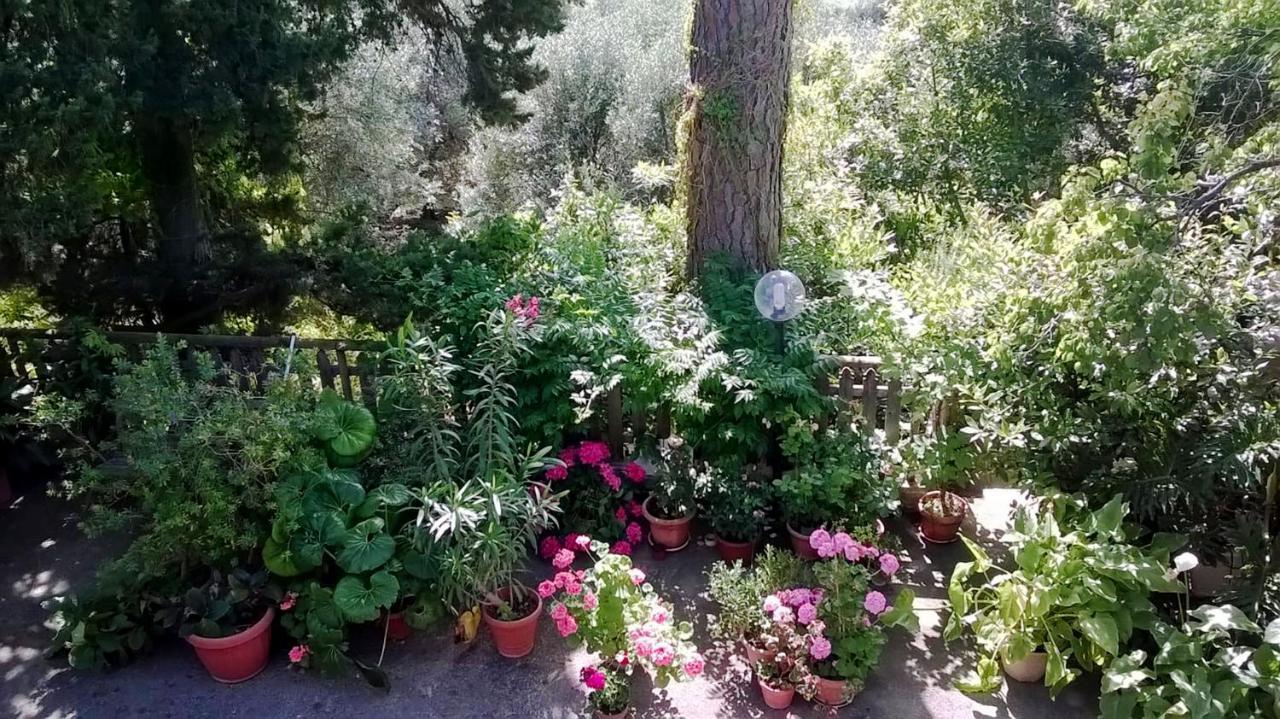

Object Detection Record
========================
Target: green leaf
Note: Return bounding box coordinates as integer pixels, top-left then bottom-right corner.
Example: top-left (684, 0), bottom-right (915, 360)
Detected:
top-left (1091, 495), bottom-right (1125, 538)
top-left (956, 656), bottom-right (1001, 693)
top-left (336, 519), bottom-right (395, 573)
top-left (315, 401), bottom-right (376, 457)
top-left (960, 535), bottom-right (991, 571)
top-left (303, 478), bottom-right (366, 516)
top-left (334, 571), bottom-right (399, 623)
top-left (1188, 604), bottom-right (1262, 635)
top-left (1102, 652), bottom-right (1152, 693)
top-left (262, 537), bottom-right (303, 577)
top-left (1265, 618), bottom-right (1280, 646)
top-left (1080, 614), bottom-right (1120, 656)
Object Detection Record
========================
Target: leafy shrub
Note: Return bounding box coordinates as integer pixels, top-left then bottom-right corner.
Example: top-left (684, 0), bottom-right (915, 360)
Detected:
top-left (777, 424), bottom-right (886, 531)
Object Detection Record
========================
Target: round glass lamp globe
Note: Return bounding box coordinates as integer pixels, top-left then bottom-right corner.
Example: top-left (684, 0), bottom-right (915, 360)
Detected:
top-left (754, 270), bottom-right (806, 322)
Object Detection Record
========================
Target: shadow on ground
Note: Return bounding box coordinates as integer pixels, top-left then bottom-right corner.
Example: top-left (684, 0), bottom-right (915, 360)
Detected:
top-left (1, 487), bottom-right (1098, 718)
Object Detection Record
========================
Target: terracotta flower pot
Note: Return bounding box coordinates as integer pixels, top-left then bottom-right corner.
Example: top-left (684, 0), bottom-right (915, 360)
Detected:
top-left (743, 639), bottom-right (775, 669)
top-left (815, 676), bottom-right (856, 707)
top-left (482, 589), bottom-right (542, 658)
top-left (1002, 652), bottom-right (1048, 683)
top-left (383, 610), bottom-right (412, 642)
top-left (786, 524), bottom-right (820, 560)
top-left (643, 496), bottom-right (693, 550)
top-left (899, 484), bottom-right (926, 521)
top-left (595, 707), bottom-right (629, 719)
top-left (186, 607), bottom-right (275, 684)
top-left (715, 535), bottom-right (756, 564)
top-left (919, 491), bottom-right (967, 544)
top-left (759, 679), bottom-right (796, 709)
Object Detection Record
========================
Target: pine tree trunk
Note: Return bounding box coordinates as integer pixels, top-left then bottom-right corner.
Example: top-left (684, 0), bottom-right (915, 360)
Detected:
top-left (136, 115), bottom-right (209, 330)
top-left (683, 0), bottom-right (793, 278)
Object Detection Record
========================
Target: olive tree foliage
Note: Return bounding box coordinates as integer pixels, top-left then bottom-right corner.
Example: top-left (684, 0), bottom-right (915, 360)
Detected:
top-left (459, 0), bottom-right (887, 217)
top-left (0, 0), bottom-right (569, 329)
top-left (299, 27), bottom-right (472, 222)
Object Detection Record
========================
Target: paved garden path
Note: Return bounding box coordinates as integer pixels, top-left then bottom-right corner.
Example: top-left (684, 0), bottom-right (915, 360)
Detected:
top-left (1, 487), bottom-right (1099, 719)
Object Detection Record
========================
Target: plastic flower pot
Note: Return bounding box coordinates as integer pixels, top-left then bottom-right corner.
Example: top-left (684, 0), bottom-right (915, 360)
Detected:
top-left (1002, 652), bottom-right (1048, 683)
top-left (814, 676), bottom-right (856, 707)
top-left (186, 607), bottom-right (275, 684)
top-left (919, 491), bottom-right (968, 544)
top-left (481, 588), bottom-right (542, 658)
top-left (382, 610), bottom-right (412, 642)
top-left (715, 535), bottom-right (756, 564)
top-left (899, 484), bottom-right (926, 521)
top-left (786, 524), bottom-right (820, 560)
top-left (758, 679), bottom-right (796, 709)
top-left (643, 496), bottom-right (693, 550)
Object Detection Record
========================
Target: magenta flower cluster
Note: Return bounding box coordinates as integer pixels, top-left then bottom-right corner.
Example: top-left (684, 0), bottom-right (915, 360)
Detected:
top-left (538, 442), bottom-right (649, 560)
top-left (809, 528), bottom-right (903, 579)
top-left (504, 294), bottom-right (541, 326)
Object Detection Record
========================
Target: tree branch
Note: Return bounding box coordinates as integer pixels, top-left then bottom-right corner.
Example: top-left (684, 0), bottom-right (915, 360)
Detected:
top-left (1182, 155), bottom-right (1280, 217)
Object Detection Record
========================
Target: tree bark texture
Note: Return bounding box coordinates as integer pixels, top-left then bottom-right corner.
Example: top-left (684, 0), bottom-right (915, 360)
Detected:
top-left (683, 0), bottom-right (792, 278)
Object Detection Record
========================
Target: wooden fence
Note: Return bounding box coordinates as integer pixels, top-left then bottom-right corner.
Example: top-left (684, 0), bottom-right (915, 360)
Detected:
top-left (0, 329), bottom-right (913, 455)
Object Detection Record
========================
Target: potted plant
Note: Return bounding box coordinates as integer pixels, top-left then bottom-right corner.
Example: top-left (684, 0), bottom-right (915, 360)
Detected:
top-left (946, 496), bottom-right (1182, 695)
top-left (908, 431), bottom-right (975, 544)
top-left (540, 537), bottom-right (704, 689)
top-left (582, 664), bottom-right (631, 719)
top-left (775, 428), bottom-right (885, 558)
top-left (756, 656), bottom-right (802, 710)
top-left (806, 531), bottom-right (918, 706)
top-left (704, 466), bottom-right (770, 564)
top-left (176, 567), bottom-right (281, 683)
top-left (642, 436), bottom-right (703, 550)
top-left (537, 441), bottom-right (649, 557)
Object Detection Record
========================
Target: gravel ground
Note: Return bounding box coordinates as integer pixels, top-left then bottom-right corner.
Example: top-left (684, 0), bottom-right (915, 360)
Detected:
top-left (1, 486), bottom-right (1099, 719)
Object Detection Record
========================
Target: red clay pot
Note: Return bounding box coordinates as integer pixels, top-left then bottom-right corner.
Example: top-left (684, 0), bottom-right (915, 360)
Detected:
top-left (815, 676), bottom-right (856, 707)
top-left (186, 607), bottom-right (275, 684)
top-left (595, 707), bottom-right (629, 719)
top-left (786, 524), bottom-right (820, 560)
top-left (715, 535), bottom-right (756, 564)
top-left (482, 589), bottom-right (542, 658)
top-left (919, 491), bottom-right (967, 544)
top-left (643, 496), bottom-right (693, 550)
top-left (383, 610), bottom-right (412, 642)
top-left (743, 639), bottom-right (775, 669)
top-left (759, 679), bottom-right (796, 709)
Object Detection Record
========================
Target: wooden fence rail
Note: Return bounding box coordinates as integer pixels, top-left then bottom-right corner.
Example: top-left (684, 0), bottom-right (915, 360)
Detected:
top-left (0, 329), bottom-right (915, 456)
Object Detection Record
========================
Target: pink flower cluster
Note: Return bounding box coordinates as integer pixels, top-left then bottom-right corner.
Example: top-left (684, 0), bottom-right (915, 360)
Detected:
top-left (288, 644), bottom-right (310, 664)
top-left (580, 666), bottom-right (607, 691)
top-left (539, 443), bottom-right (649, 559)
top-left (809, 528), bottom-right (903, 579)
top-left (763, 587), bottom-right (825, 628)
top-left (279, 591), bottom-right (298, 611)
top-left (551, 602), bottom-right (579, 637)
top-left (504, 294), bottom-right (541, 325)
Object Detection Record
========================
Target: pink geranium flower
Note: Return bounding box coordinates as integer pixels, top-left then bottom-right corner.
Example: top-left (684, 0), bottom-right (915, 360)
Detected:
top-left (558, 447), bottom-right (577, 467)
top-left (627, 500), bottom-right (645, 517)
top-left (565, 580), bottom-right (582, 595)
top-left (629, 568), bottom-right (647, 586)
top-left (650, 607), bottom-right (670, 624)
top-left (864, 590), bottom-right (888, 615)
top-left (809, 635), bottom-right (832, 661)
top-left (537, 580), bottom-right (556, 598)
top-left (787, 588), bottom-right (812, 607)
top-left (288, 644), bottom-right (310, 664)
top-left (583, 667), bottom-right (606, 691)
top-left (626, 522), bottom-right (644, 544)
top-left (583, 592), bottom-right (598, 610)
top-left (624, 462), bottom-right (646, 483)
top-left (797, 602), bottom-right (817, 625)
top-left (763, 595), bottom-right (782, 613)
top-left (651, 643), bottom-right (675, 666)
top-left (810, 528), bottom-right (835, 558)
top-left (577, 441), bottom-right (610, 465)
top-left (279, 592), bottom-right (297, 611)
top-left (540, 535), bottom-right (562, 561)
top-left (553, 548), bottom-right (576, 569)
top-left (556, 614), bottom-right (579, 637)
top-left (683, 657), bottom-right (705, 678)
top-left (879, 553), bottom-right (901, 576)
top-left (614, 506), bottom-right (628, 523)
top-left (611, 540), bottom-right (632, 556)
top-left (772, 605), bottom-right (795, 624)
top-left (546, 465), bottom-right (568, 481)
top-left (550, 603), bottom-right (569, 621)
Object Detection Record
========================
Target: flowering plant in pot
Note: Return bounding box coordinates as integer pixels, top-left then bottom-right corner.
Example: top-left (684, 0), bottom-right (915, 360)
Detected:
top-left (752, 586), bottom-right (824, 709)
top-left (775, 425), bottom-right (884, 558)
top-left (643, 436), bottom-right (707, 550)
top-left (540, 537), bottom-right (704, 687)
top-left (707, 546), bottom-right (810, 661)
top-left (581, 664), bottom-right (631, 719)
top-left (172, 567), bottom-right (282, 683)
top-left (806, 532), bottom-right (918, 706)
top-left (902, 431), bottom-right (975, 543)
top-left (703, 465), bottom-right (770, 564)
top-left (945, 495), bottom-right (1182, 696)
top-left (538, 440), bottom-right (648, 559)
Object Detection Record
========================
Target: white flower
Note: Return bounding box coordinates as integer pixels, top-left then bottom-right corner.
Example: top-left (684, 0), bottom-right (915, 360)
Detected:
top-left (1173, 552), bottom-right (1199, 574)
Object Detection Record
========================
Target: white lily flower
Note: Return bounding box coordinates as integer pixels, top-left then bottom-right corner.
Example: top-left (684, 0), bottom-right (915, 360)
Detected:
top-left (1173, 552), bottom-right (1199, 574)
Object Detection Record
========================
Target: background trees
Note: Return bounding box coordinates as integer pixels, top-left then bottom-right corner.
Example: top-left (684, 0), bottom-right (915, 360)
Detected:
top-left (0, 0), bottom-right (568, 329)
